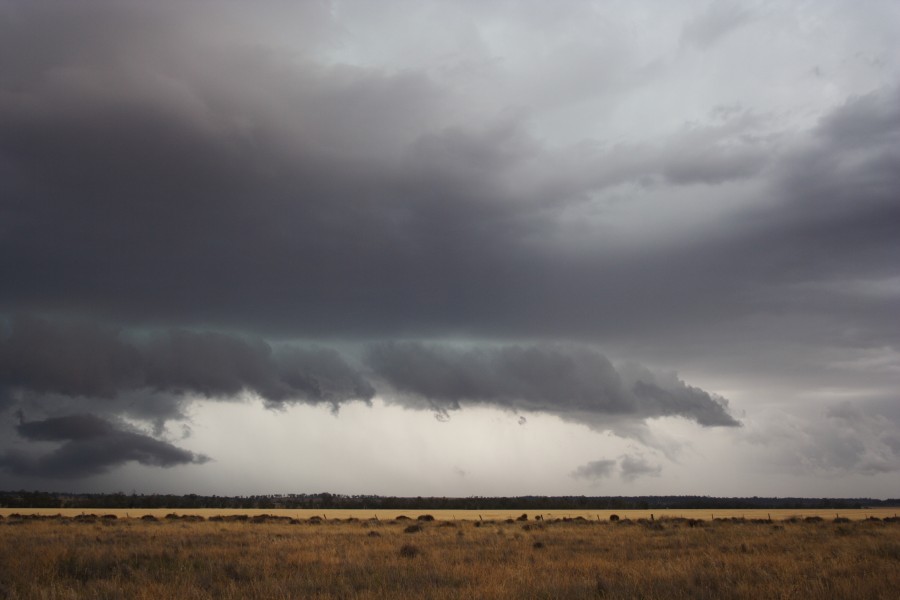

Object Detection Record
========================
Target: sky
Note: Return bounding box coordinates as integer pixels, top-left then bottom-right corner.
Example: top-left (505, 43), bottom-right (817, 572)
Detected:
top-left (1, 0), bottom-right (898, 498)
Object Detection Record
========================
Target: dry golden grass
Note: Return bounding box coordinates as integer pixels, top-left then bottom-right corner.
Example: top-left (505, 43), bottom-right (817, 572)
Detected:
top-left (1, 514), bottom-right (898, 599)
top-left (3, 507), bottom-right (898, 521)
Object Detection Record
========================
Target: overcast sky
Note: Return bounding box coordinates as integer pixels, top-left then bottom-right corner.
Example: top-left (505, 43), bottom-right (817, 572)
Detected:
top-left (1, 0), bottom-right (898, 498)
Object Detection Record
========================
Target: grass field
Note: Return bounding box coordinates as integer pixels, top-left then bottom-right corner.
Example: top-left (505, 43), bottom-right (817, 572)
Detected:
top-left (2, 507), bottom-right (898, 521)
top-left (1, 512), bottom-right (898, 599)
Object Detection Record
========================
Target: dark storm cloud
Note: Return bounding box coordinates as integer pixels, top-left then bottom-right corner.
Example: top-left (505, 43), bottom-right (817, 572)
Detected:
top-left (0, 314), bottom-right (374, 478)
top-left (365, 343), bottom-right (739, 427)
top-left (0, 315), bottom-right (142, 399)
top-left (0, 316), bottom-right (375, 412)
top-left (16, 412), bottom-right (116, 441)
top-left (0, 0), bottom-right (898, 493)
top-left (0, 0), bottom-right (897, 353)
top-left (0, 413), bottom-right (206, 478)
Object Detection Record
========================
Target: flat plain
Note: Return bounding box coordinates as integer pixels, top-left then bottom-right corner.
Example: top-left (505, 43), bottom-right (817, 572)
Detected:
top-left (3, 507), bottom-right (899, 521)
top-left (1, 511), bottom-right (899, 599)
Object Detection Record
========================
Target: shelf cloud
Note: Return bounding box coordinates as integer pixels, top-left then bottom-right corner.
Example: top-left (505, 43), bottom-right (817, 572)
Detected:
top-left (366, 342), bottom-right (739, 428)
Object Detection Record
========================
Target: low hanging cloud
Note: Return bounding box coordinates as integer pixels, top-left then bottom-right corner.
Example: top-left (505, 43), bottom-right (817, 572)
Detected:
top-left (0, 413), bottom-right (207, 478)
top-left (572, 453), bottom-right (662, 482)
top-left (570, 459), bottom-right (617, 480)
top-left (0, 318), bottom-right (740, 479)
top-left (365, 342), bottom-right (740, 428)
top-left (0, 315), bottom-right (375, 414)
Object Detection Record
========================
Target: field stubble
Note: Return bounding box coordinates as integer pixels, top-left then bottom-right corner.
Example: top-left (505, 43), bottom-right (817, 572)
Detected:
top-left (0, 514), bottom-right (898, 599)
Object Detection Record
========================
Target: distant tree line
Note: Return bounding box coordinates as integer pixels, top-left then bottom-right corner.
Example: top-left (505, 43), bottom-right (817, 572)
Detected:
top-left (1, 491), bottom-right (897, 510)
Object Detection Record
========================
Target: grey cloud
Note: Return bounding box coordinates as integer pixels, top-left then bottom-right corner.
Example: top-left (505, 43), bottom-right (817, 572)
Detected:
top-left (0, 1), bottom-right (765, 343)
top-left (661, 142), bottom-right (768, 185)
top-left (818, 403), bottom-right (900, 475)
top-left (817, 88), bottom-right (900, 147)
top-left (681, 2), bottom-right (752, 49)
top-left (0, 0), bottom-right (896, 358)
top-left (0, 413), bottom-right (207, 478)
top-left (0, 0), bottom-right (898, 494)
top-left (632, 381), bottom-right (737, 427)
top-left (0, 315), bottom-right (141, 399)
top-left (16, 412), bottom-right (117, 442)
top-left (0, 316), bottom-right (374, 478)
top-left (619, 453), bottom-right (662, 482)
top-left (0, 316), bottom-right (375, 412)
top-left (743, 400), bottom-right (900, 476)
top-left (365, 342), bottom-right (739, 428)
top-left (571, 453), bottom-right (662, 482)
top-left (571, 459), bottom-right (616, 480)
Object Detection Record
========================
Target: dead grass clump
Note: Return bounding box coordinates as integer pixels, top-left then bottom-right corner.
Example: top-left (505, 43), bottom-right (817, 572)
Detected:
top-left (833, 517), bottom-right (850, 524)
top-left (399, 544), bottom-right (420, 558)
top-left (804, 516), bottom-right (824, 524)
top-left (73, 514), bottom-right (98, 523)
top-left (251, 514), bottom-right (292, 524)
top-left (516, 513), bottom-right (528, 521)
top-left (394, 515), bottom-right (411, 521)
top-left (417, 514), bottom-right (435, 521)
top-left (404, 524), bottom-right (422, 533)
top-left (366, 530), bottom-right (381, 537)
top-left (163, 513), bottom-right (205, 522)
top-left (140, 514), bottom-right (158, 521)
top-left (223, 514), bottom-right (249, 522)
top-left (532, 541), bottom-right (545, 549)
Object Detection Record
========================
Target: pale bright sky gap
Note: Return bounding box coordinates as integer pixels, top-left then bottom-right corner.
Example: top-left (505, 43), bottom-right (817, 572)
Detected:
top-left (1, 0), bottom-right (898, 498)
